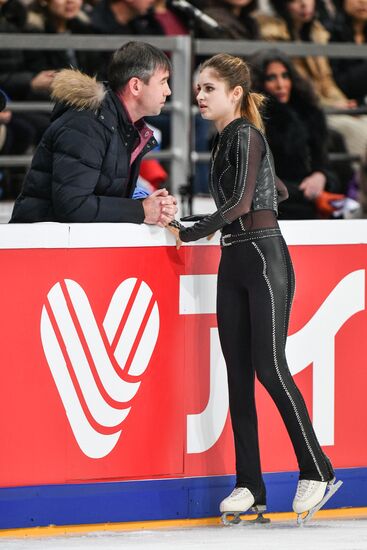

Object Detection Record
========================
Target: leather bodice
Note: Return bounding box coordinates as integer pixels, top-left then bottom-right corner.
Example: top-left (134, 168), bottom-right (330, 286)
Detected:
top-left (179, 118), bottom-right (282, 244)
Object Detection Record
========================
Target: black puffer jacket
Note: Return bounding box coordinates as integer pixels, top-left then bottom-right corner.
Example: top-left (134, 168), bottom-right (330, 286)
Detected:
top-left (10, 69), bottom-right (157, 223)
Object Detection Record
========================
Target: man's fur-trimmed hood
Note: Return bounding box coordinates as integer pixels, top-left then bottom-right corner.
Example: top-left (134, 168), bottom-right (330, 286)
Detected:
top-left (51, 69), bottom-right (106, 111)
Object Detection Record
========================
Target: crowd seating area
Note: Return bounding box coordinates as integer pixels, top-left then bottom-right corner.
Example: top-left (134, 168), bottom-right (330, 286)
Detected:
top-left (1, 0), bottom-right (367, 219)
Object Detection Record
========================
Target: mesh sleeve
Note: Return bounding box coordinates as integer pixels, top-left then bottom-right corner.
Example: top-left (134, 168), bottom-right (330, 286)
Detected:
top-left (179, 126), bottom-right (265, 242)
top-left (275, 176), bottom-right (289, 204)
top-left (221, 126), bottom-right (265, 223)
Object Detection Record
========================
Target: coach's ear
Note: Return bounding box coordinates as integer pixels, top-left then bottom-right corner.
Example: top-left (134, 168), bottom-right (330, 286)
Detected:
top-left (128, 77), bottom-right (143, 97)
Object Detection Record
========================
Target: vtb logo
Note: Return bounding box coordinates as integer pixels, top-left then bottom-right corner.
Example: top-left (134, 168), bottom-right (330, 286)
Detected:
top-left (180, 269), bottom-right (365, 453)
top-left (40, 278), bottom-right (159, 459)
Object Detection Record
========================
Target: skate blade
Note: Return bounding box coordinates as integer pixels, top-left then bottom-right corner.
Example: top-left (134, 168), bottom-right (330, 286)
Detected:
top-left (296, 479), bottom-right (343, 526)
top-left (221, 506), bottom-right (271, 526)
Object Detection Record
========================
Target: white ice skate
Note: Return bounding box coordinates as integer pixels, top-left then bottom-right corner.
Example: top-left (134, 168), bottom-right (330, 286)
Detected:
top-left (293, 478), bottom-right (343, 525)
top-left (220, 487), bottom-right (270, 526)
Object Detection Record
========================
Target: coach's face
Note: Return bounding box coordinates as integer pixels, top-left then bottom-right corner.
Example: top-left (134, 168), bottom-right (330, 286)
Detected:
top-left (138, 68), bottom-right (171, 116)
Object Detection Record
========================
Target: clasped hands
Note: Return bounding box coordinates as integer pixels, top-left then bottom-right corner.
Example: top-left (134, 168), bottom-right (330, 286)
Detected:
top-left (142, 188), bottom-right (178, 227)
top-left (142, 189), bottom-right (214, 249)
top-left (142, 188), bottom-right (183, 248)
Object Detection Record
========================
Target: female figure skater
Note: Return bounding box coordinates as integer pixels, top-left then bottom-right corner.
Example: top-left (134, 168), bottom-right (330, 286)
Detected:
top-left (169, 53), bottom-right (341, 524)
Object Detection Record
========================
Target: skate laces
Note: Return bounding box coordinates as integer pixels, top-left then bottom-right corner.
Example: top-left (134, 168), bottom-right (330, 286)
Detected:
top-left (295, 480), bottom-right (318, 500)
top-left (229, 487), bottom-right (252, 500)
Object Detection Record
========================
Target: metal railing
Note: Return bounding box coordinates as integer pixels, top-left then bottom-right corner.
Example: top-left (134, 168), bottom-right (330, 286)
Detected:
top-left (1, 34), bottom-right (367, 190)
top-left (195, 38), bottom-right (367, 58)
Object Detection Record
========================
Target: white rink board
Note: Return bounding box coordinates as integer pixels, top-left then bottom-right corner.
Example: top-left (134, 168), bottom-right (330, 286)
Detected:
top-left (0, 519), bottom-right (367, 550)
top-left (0, 220), bottom-right (367, 249)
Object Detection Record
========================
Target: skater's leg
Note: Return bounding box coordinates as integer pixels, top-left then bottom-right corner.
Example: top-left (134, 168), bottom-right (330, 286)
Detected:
top-left (217, 247), bottom-right (265, 504)
top-left (249, 236), bottom-right (333, 482)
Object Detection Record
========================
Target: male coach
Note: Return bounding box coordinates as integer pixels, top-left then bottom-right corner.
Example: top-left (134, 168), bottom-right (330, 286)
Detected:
top-left (10, 41), bottom-right (177, 226)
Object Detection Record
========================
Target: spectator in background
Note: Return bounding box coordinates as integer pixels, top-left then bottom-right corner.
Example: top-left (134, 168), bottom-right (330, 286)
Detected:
top-left (1, 0), bottom-right (95, 148)
top-left (91, 0), bottom-right (158, 34)
top-left (2, 0), bottom-right (103, 146)
top-left (0, 102), bottom-right (35, 199)
top-left (148, 0), bottom-right (214, 195)
top-left (0, 3), bottom-right (39, 197)
top-left (0, 104), bottom-right (35, 158)
top-left (0, 88), bottom-right (7, 198)
top-left (0, 0), bottom-right (55, 102)
top-left (200, 0), bottom-right (260, 38)
top-left (329, 0), bottom-right (367, 217)
top-left (147, 0), bottom-right (190, 151)
top-left (24, 0), bottom-right (101, 82)
top-left (153, 0), bottom-right (188, 34)
top-left (91, 0), bottom-right (161, 85)
top-left (149, 0), bottom-right (189, 175)
top-left (360, 157), bottom-right (367, 217)
top-left (0, 0), bottom-right (23, 26)
top-left (256, 0), bottom-right (350, 105)
top-left (316, 0), bottom-right (338, 32)
top-left (256, 0), bottom-right (367, 159)
top-left (0, 88), bottom-right (6, 112)
top-left (330, 0), bottom-right (367, 105)
top-left (251, 49), bottom-right (343, 219)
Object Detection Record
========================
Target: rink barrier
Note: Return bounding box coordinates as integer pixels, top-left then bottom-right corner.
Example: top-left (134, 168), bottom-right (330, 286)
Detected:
top-left (0, 469), bottom-right (366, 529)
top-left (2, 508), bottom-right (367, 538)
top-left (0, 221), bottom-right (367, 529)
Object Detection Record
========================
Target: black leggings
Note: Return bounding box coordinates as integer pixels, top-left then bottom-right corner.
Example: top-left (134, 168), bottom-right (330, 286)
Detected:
top-left (217, 228), bottom-right (333, 505)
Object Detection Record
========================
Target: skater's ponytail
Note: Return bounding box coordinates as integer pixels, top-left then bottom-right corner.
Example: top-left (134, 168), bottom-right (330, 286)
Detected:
top-left (241, 91), bottom-right (265, 133)
top-left (200, 54), bottom-right (266, 133)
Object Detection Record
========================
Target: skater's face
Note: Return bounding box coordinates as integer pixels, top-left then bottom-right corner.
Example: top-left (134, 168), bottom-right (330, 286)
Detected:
top-left (263, 62), bottom-right (292, 104)
top-left (196, 68), bottom-right (243, 131)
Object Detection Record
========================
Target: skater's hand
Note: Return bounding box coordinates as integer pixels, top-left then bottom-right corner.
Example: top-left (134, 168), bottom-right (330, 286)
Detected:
top-left (207, 232), bottom-right (215, 241)
top-left (167, 223), bottom-right (182, 249)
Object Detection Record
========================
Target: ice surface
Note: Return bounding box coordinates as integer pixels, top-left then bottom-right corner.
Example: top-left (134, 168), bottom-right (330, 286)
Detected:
top-left (1, 519), bottom-right (367, 550)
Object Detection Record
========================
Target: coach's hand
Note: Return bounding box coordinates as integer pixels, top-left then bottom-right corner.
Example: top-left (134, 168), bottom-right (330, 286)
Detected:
top-left (143, 188), bottom-right (177, 227)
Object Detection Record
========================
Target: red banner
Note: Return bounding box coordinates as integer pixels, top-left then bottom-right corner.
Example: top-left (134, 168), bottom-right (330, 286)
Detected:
top-left (0, 226), bottom-right (366, 488)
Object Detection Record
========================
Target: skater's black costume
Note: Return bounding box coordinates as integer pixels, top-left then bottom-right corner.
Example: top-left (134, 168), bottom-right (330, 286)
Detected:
top-left (179, 118), bottom-right (334, 507)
